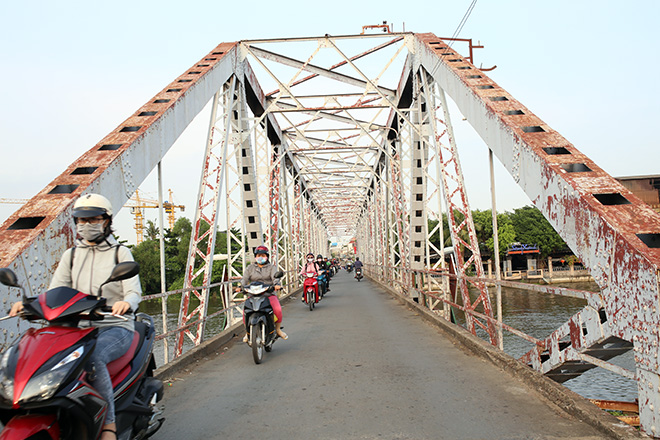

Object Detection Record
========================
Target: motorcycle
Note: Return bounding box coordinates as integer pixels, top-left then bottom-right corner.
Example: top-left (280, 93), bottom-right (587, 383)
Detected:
top-left (355, 267), bottom-right (363, 281)
top-left (346, 264), bottom-right (353, 273)
top-left (242, 271), bottom-right (284, 364)
top-left (0, 262), bottom-right (164, 440)
top-left (302, 272), bottom-right (319, 311)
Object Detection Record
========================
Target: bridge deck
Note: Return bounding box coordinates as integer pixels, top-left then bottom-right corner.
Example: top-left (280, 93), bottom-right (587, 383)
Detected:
top-left (159, 272), bottom-right (606, 439)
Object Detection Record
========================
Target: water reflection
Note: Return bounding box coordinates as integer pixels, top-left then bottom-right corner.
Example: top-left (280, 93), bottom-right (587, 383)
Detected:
top-left (140, 295), bottom-right (230, 365)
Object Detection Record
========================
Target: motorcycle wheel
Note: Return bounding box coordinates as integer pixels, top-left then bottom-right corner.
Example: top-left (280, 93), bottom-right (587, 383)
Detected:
top-left (251, 322), bottom-right (264, 364)
top-left (309, 294), bottom-right (314, 311)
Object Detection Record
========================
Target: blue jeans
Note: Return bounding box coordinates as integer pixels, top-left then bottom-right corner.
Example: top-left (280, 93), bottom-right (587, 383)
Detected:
top-left (90, 327), bottom-right (134, 424)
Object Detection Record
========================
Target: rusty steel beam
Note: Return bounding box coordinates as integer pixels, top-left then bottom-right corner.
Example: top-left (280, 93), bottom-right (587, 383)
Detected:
top-left (0, 42), bottom-right (238, 345)
top-left (414, 32), bottom-right (660, 437)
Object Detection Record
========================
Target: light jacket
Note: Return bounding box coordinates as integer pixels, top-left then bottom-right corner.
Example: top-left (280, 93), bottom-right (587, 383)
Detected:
top-left (49, 235), bottom-right (141, 331)
top-left (299, 261), bottom-right (320, 276)
top-left (241, 261), bottom-right (281, 288)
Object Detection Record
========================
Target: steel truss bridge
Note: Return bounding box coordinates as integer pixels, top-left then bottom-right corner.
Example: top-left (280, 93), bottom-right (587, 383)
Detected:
top-left (1, 32), bottom-right (660, 436)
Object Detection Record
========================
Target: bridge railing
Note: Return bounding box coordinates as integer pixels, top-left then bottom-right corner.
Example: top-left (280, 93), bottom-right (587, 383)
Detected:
top-left (362, 263), bottom-right (636, 383)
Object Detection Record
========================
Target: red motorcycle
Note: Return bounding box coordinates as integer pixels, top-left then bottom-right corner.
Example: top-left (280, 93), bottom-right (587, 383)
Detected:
top-left (302, 272), bottom-right (319, 311)
top-left (0, 262), bottom-right (164, 440)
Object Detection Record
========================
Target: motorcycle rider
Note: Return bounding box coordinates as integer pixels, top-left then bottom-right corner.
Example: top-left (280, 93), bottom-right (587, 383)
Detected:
top-left (299, 252), bottom-right (321, 303)
top-left (354, 256), bottom-right (364, 278)
top-left (10, 193), bottom-right (141, 440)
top-left (241, 245), bottom-right (288, 340)
top-left (316, 254), bottom-right (330, 292)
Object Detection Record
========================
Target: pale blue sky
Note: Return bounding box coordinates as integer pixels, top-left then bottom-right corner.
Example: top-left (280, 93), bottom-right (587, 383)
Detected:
top-left (1, 1), bottom-right (658, 242)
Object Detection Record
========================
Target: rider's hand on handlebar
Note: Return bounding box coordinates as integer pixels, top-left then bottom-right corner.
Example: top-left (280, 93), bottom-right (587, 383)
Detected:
top-left (111, 301), bottom-right (131, 315)
top-left (274, 285), bottom-right (282, 291)
top-left (9, 301), bottom-right (23, 317)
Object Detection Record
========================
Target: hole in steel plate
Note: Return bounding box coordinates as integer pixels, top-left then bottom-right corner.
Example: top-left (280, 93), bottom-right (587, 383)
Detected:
top-left (197, 64), bottom-right (209, 67)
top-left (457, 66), bottom-right (471, 70)
top-left (205, 58), bottom-right (217, 61)
top-left (99, 144), bottom-right (122, 151)
top-left (448, 59), bottom-right (462, 62)
top-left (561, 163), bottom-right (592, 173)
top-left (505, 110), bottom-right (524, 115)
top-left (522, 126), bottom-right (545, 133)
top-left (637, 233), bottom-right (660, 248)
top-left (543, 147), bottom-right (571, 155)
top-left (467, 75), bottom-right (483, 79)
top-left (48, 184), bottom-right (79, 194)
top-left (8, 217), bottom-right (45, 230)
top-left (178, 79), bottom-right (192, 83)
top-left (593, 193), bottom-right (631, 205)
top-left (166, 88), bottom-right (182, 93)
top-left (477, 85), bottom-right (495, 89)
top-left (120, 126), bottom-right (141, 133)
top-left (490, 96), bottom-right (508, 101)
top-left (71, 167), bottom-right (98, 175)
top-left (212, 52), bottom-right (224, 55)
top-left (138, 111), bottom-right (158, 117)
top-left (154, 99), bottom-right (171, 103)
top-left (441, 52), bottom-right (453, 55)
top-left (188, 71), bottom-right (201, 75)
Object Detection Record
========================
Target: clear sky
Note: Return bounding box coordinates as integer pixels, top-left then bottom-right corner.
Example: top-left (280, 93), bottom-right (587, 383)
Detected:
top-left (1, 0), bottom-right (658, 244)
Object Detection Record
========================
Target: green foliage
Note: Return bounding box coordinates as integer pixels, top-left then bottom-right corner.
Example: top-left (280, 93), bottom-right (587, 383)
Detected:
top-left (130, 217), bottom-right (246, 295)
top-left (428, 205), bottom-right (566, 259)
top-left (509, 206), bottom-right (567, 257)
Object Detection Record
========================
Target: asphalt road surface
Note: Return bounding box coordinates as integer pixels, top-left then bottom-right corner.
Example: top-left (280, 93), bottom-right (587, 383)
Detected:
top-left (157, 270), bottom-right (604, 440)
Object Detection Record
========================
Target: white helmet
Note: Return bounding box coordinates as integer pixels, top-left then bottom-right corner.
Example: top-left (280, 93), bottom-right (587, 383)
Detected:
top-left (72, 193), bottom-right (113, 218)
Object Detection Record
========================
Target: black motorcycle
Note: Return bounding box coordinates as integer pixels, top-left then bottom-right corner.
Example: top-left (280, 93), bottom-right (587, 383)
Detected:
top-left (242, 271), bottom-right (283, 364)
top-left (355, 267), bottom-right (363, 281)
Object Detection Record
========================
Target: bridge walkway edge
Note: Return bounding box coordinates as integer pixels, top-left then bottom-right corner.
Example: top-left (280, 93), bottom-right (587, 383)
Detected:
top-left (366, 276), bottom-right (644, 440)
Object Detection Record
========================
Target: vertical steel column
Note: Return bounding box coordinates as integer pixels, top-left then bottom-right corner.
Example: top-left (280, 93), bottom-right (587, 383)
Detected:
top-left (423, 72), bottom-right (496, 344)
top-left (177, 78), bottom-right (237, 357)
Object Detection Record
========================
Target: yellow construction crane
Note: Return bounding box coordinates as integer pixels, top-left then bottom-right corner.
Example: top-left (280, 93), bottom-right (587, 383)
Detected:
top-left (126, 189), bottom-right (185, 244)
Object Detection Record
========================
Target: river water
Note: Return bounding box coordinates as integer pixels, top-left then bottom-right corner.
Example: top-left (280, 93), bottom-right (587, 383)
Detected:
top-left (141, 279), bottom-right (638, 402)
top-left (480, 281), bottom-right (637, 402)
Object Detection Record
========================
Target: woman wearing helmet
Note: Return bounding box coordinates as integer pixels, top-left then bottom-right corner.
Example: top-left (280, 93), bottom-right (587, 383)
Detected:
top-left (11, 193), bottom-right (141, 440)
top-left (241, 245), bottom-right (288, 340)
top-left (300, 252), bottom-right (320, 276)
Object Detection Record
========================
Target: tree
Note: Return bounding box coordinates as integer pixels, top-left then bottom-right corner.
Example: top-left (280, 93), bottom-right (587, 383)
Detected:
top-left (145, 220), bottom-right (160, 241)
top-left (508, 205), bottom-right (567, 257)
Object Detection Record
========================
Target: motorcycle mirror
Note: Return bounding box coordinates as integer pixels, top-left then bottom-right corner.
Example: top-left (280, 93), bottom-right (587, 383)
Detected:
top-left (98, 262), bottom-right (139, 296)
top-left (106, 262), bottom-right (140, 283)
top-left (0, 268), bottom-right (20, 288)
top-left (274, 271), bottom-right (284, 279)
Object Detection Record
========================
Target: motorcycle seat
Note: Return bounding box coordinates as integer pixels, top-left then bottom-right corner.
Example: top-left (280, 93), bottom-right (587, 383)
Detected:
top-left (107, 328), bottom-right (141, 387)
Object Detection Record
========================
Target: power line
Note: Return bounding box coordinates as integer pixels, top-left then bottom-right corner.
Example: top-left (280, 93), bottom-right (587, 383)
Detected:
top-left (448, 0), bottom-right (478, 47)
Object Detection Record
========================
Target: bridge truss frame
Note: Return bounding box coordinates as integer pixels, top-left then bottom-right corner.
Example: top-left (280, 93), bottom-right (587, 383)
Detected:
top-left (1, 31), bottom-right (660, 436)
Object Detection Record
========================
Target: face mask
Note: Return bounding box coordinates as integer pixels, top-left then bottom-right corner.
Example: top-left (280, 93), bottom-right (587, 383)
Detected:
top-left (77, 222), bottom-right (105, 243)
top-left (307, 258), bottom-right (314, 262)
top-left (256, 256), bottom-right (268, 265)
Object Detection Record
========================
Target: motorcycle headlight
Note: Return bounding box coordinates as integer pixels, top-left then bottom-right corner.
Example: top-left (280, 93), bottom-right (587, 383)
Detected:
top-left (19, 346), bottom-right (84, 404)
top-left (0, 346), bottom-right (15, 401)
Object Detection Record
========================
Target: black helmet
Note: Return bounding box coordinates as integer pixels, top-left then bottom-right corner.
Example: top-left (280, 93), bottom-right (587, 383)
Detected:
top-left (317, 254), bottom-right (323, 259)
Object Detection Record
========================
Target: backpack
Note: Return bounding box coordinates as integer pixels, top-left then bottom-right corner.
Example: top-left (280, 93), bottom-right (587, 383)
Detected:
top-left (70, 244), bottom-right (121, 270)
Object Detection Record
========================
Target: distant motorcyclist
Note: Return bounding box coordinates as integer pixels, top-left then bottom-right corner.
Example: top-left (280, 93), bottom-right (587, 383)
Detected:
top-left (241, 245), bottom-right (288, 340)
top-left (354, 257), bottom-right (364, 279)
